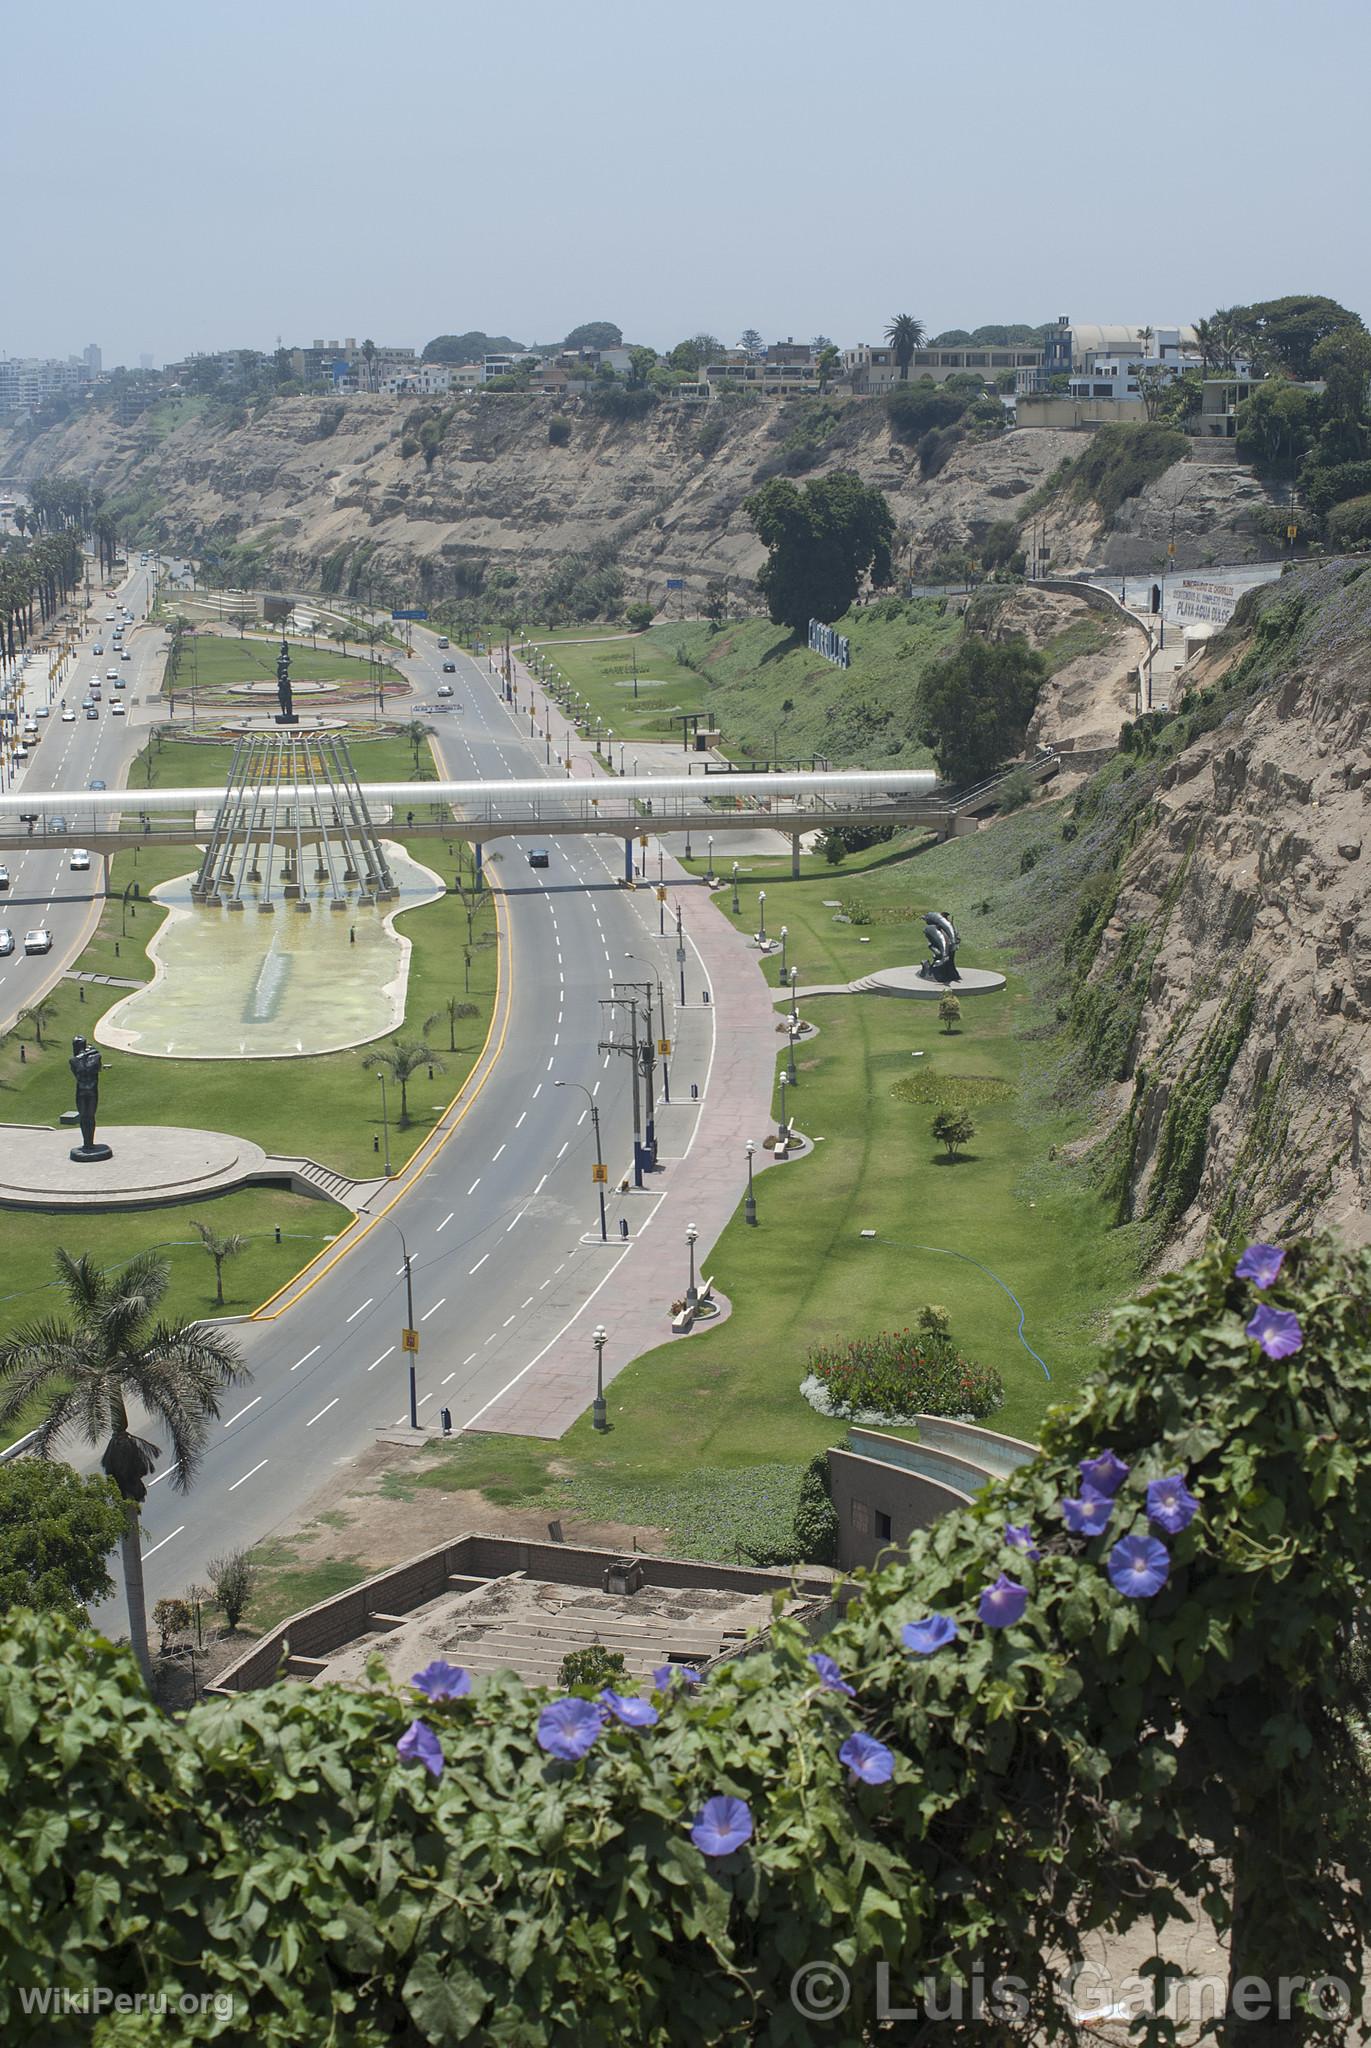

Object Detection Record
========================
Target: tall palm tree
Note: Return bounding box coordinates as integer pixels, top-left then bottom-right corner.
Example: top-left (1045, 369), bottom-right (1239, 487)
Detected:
top-left (1193, 318), bottom-right (1216, 377)
top-left (0, 1250), bottom-right (247, 1686)
top-left (190, 1220), bottom-right (247, 1307)
top-left (362, 1041), bottom-right (444, 1125)
top-left (17, 994), bottom-right (58, 1046)
top-left (426, 996), bottom-right (479, 1053)
top-left (885, 313), bottom-right (926, 381)
top-left (361, 339), bottom-right (377, 392)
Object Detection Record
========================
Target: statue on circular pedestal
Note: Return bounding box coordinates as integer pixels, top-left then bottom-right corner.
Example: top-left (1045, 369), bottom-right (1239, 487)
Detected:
top-left (69, 1036), bottom-right (113, 1162)
top-left (919, 910), bottom-right (961, 984)
top-left (275, 635), bottom-right (297, 725)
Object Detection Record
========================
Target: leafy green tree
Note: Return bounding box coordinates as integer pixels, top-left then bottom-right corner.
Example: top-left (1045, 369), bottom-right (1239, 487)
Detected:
top-left (0, 1460), bottom-right (125, 1618)
top-left (667, 334), bottom-right (724, 374)
top-left (190, 1220), bottom-right (246, 1308)
top-left (938, 993), bottom-right (962, 1034)
top-left (207, 1550), bottom-right (256, 1630)
top-left (363, 1041), bottom-right (445, 1124)
top-left (1236, 379), bottom-right (1323, 475)
top-left (152, 1596), bottom-right (191, 1653)
top-left (744, 471), bottom-right (894, 633)
top-left (886, 381), bottom-right (967, 443)
top-left (919, 634), bottom-right (1047, 785)
top-left (422, 331), bottom-right (519, 364)
top-left (737, 328), bottom-right (764, 358)
top-left (425, 996), bottom-right (478, 1053)
top-left (625, 601), bottom-right (654, 629)
top-left (626, 347), bottom-right (657, 388)
top-left (931, 1106), bottom-right (975, 1158)
top-left (563, 322), bottom-right (623, 351)
top-left (0, 1251), bottom-right (247, 1684)
top-left (16, 995), bottom-right (57, 1047)
top-left (1243, 294), bottom-right (1363, 379)
top-left (816, 344), bottom-right (841, 392)
top-left (884, 313), bottom-right (926, 379)
top-left (558, 1644), bottom-right (627, 1691)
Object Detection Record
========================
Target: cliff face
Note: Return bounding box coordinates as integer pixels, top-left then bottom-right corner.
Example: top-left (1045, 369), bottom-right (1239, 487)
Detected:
top-left (1073, 562), bottom-right (1371, 1258)
top-left (0, 391), bottom-right (1269, 601)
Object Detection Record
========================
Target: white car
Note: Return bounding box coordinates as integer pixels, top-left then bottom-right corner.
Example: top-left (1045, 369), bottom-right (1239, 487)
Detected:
top-left (13, 743), bottom-right (27, 761)
top-left (0, 929), bottom-right (12, 957)
top-left (106, 668), bottom-right (117, 681)
top-left (61, 707), bottom-right (76, 722)
top-left (111, 701), bottom-right (125, 715)
top-left (105, 612), bottom-right (115, 621)
top-left (35, 703), bottom-right (49, 717)
top-left (70, 849), bottom-right (91, 870)
top-left (23, 929), bottom-right (52, 954)
top-left (120, 650), bottom-right (131, 661)
top-left (0, 866), bottom-right (9, 890)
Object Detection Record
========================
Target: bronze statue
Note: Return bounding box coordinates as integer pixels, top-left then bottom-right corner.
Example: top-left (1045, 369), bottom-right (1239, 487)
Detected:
top-left (919, 910), bottom-right (961, 984)
top-left (69, 1035), bottom-right (113, 1162)
top-left (275, 635), bottom-right (296, 724)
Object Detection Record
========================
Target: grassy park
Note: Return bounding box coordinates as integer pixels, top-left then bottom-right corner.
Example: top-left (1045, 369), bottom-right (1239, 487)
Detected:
top-left (159, 631), bottom-right (406, 699)
top-left (391, 803), bottom-right (1138, 1559)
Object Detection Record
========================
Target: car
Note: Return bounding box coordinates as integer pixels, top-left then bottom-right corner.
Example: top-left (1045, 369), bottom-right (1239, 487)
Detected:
top-left (0, 867), bottom-right (9, 890)
top-left (120, 650), bottom-right (131, 661)
top-left (93, 643), bottom-right (103, 655)
top-left (23, 929), bottom-right (52, 954)
top-left (70, 849), bottom-right (91, 870)
top-left (441, 661), bottom-right (456, 673)
top-left (527, 848), bottom-right (550, 869)
top-left (0, 930), bottom-right (12, 957)
top-left (114, 675), bottom-right (127, 689)
top-left (437, 682), bottom-right (454, 697)
top-left (61, 707), bottom-right (76, 723)
top-left (13, 743), bottom-right (27, 760)
top-left (111, 701), bottom-right (125, 715)
top-left (105, 611), bottom-right (115, 620)
top-left (35, 704), bottom-right (48, 717)
top-left (106, 668), bottom-right (117, 680)
top-left (437, 636), bottom-right (450, 649)
top-left (88, 780), bottom-right (106, 792)
top-left (85, 706), bottom-right (98, 720)
top-left (49, 816), bottom-right (68, 833)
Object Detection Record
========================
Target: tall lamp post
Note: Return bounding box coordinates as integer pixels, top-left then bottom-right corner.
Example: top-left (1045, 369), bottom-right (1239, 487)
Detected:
top-left (706, 836), bottom-right (715, 884)
top-left (790, 965), bottom-right (800, 1027)
top-left (555, 1079), bottom-right (608, 1241)
top-left (778, 1074), bottom-right (789, 1139)
top-left (731, 862), bottom-right (740, 915)
top-left (744, 1139), bottom-right (757, 1226)
top-left (779, 925), bottom-right (788, 978)
top-left (758, 890), bottom-right (767, 945)
top-left (376, 1070), bottom-right (392, 1176)
top-left (786, 1014), bottom-right (798, 1087)
top-left (674, 905), bottom-right (687, 1006)
top-left (592, 1324), bottom-right (608, 1432)
top-left (397, 1228), bottom-right (419, 1429)
top-left (685, 1224), bottom-right (699, 1309)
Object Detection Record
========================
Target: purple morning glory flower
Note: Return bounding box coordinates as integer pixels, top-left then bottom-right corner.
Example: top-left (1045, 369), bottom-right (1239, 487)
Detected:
top-left (1079, 1450), bottom-right (1130, 1499)
top-left (395, 1718), bottom-right (444, 1779)
top-left (839, 1732), bottom-right (894, 1786)
top-left (901, 1614), bottom-right (960, 1656)
top-left (411, 1659), bottom-right (471, 1701)
top-left (1246, 1303), bottom-right (1303, 1359)
top-left (536, 1696), bottom-right (605, 1761)
top-left (809, 1652), bottom-right (856, 1697)
top-left (691, 1795), bottom-right (753, 1858)
top-left (1147, 1474), bottom-right (1199, 1534)
top-left (979, 1575), bottom-right (1029, 1629)
top-left (1108, 1534), bottom-right (1170, 1599)
top-left (1236, 1242), bottom-right (1285, 1288)
top-left (1061, 1492), bottom-right (1114, 1537)
top-left (1004, 1524), bottom-right (1039, 1559)
top-left (653, 1663), bottom-right (702, 1691)
top-left (599, 1688), bottom-right (660, 1729)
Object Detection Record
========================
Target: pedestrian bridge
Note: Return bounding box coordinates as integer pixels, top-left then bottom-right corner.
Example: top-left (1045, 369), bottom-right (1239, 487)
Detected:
top-left (0, 769), bottom-right (968, 865)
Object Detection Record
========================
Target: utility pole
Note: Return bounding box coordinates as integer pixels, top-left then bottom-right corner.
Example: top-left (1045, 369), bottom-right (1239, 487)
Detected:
top-left (599, 995), bottom-right (645, 1188)
top-left (399, 1231), bottom-right (419, 1429)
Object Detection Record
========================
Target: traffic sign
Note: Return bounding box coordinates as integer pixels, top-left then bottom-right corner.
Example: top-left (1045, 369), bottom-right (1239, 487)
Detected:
top-left (657, 1038), bottom-right (672, 1056)
top-left (638, 834), bottom-right (649, 847)
top-left (676, 946), bottom-right (687, 962)
top-left (391, 609), bottom-right (429, 621)
top-left (656, 886), bottom-right (667, 901)
top-left (401, 1327), bottom-right (420, 1353)
top-left (591, 1163), bottom-right (608, 1184)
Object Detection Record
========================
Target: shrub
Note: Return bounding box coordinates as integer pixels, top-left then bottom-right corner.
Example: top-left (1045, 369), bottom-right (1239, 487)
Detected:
top-left (558, 1645), bottom-right (627, 1692)
top-left (207, 1550), bottom-right (256, 1629)
top-left (887, 382), bottom-right (967, 445)
top-left (152, 1598), bottom-right (190, 1653)
top-left (624, 601), bottom-right (654, 630)
top-left (547, 416), bottom-right (572, 447)
top-left (806, 1326), bottom-right (1003, 1420)
top-left (931, 1106), bottom-right (976, 1157)
top-left (1069, 422), bottom-right (1189, 521)
top-left (1327, 493), bottom-right (1371, 549)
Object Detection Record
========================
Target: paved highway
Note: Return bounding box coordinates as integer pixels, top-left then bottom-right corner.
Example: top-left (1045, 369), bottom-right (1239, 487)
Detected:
top-left (88, 620), bottom-right (713, 1628)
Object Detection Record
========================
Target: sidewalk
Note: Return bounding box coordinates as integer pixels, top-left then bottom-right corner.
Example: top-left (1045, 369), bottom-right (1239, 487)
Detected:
top-left (465, 655), bottom-right (787, 1438)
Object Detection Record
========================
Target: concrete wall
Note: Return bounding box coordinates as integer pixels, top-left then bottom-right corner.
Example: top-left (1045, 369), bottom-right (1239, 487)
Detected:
top-left (1015, 395), bottom-right (1146, 430)
top-left (829, 1421), bottom-right (1038, 1572)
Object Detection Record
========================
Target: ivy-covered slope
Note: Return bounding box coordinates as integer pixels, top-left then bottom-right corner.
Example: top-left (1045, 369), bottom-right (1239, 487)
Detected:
top-left (2, 1238), bottom-right (1369, 2044)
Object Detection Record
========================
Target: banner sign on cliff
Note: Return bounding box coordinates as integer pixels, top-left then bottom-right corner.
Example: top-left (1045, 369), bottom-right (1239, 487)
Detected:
top-left (1173, 578), bottom-right (1238, 626)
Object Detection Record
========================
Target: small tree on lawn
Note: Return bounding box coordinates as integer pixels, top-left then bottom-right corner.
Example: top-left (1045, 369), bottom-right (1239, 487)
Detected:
top-left (152, 1596), bottom-right (191, 1654)
top-left (17, 995), bottom-right (58, 1046)
top-left (363, 1042), bottom-right (445, 1125)
top-left (932, 1107), bottom-right (975, 1159)
top-left (938, 993), bottom-right (962, 1035)
top-left (207, 1550), bottom-right (257, 1630)
top-left (191, 1219), bottom-right (246, 1307)
top-left (426, 997), bottom-right (479, 1054)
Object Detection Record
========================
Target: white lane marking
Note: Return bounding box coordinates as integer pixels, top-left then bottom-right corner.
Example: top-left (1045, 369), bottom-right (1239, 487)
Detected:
top-left (603, 1054), bottom-right (610, 1068)
top-left (556, 1141), bottom-right (569, 1160)
top-left (420, 1297), bottom-right (447, 1321)
top-left (467, 1178), bottom-right (480, 1195)
top-left (345, 1296), bottom-right (373, 1323)
top-left (503, 1314), bottom-right (516, 1328)
top-left (534, 1173), bottom-right (547, 1194)
top-left (441, 1371), bottom-right (456, 1386)
top-left (307, 1397), bottom-right (339, 1427)
top-left (223, 1397), bottom-right (261, 1429)
top-left (291, 1345), bottom-right (320, 1372)
top-left (539, 1276), bottom-right (551, 1289)
top-left (521, 1295), bottom-right (534, 1309)
top-left (228, 1459), bottom-right (268, 1492)
top-left (546, 1055), bottom-right (554, 1070)
top-left (148, 1462), bottom-right (180, 1487)
top-left (144, 1525), bottom-right (185, 1559)
top-left (436, 1211), bottom-right (454, 1232)
top-left (532, 1082), bottom-right (542, 1098)
top-left (577, 1109), bottom-right (587, 1126)
top-left (463, 1352), bottom-right (477, 1365)
top-left (515, 1111), bottom-right (526, 1128)
top-left (368, 1346), bottom-right (395, 1372)
top-left (593, 1079), bottom-right (601, 1096)
top-left (506, 1213), bottom-right (521, 1231)
top-left (461, 1243), bottom-right (634, 1433)
top-left (417, 1391), bottom-right (435, 1410)
top-left (469, 1253), bottom-right (489, 1274)
top-left (491, 1143), bottom-right (505, 1161)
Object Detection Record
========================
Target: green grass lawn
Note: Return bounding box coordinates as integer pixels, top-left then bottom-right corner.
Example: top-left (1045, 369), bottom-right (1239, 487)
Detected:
top-left (160, 633), bottom-right (404, 698)
top-left (403, 803), bottom-right (1139, 1556)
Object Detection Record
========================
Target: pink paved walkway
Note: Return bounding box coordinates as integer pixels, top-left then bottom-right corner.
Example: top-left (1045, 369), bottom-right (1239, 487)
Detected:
top-left (468, 658), bottom-right (784, 1438)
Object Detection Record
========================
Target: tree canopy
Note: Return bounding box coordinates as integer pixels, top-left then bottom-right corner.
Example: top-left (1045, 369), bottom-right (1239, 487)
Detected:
top-left (0, 1460), bottom-right (125, 1618)
top-left (563, 321), bottom-right (623, 350)
top-left (744, 471), bottom-right (895, 633)
top-left (421, 331), bottom-right (521, 364)
top-left (919, 633), bottom-right (1047, 786)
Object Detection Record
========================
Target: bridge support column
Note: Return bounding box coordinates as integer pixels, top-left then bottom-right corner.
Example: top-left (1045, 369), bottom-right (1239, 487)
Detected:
top-left (791, 833), bottom-right (801, 879)
top-left (624, 837), bottom-right (633, 885)
top-left (473, 841), bottom-right (484, 889)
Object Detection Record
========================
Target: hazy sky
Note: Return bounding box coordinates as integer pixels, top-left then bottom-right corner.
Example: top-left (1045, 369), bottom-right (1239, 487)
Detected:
top-left (8, 0), bottom-right (1368, 366)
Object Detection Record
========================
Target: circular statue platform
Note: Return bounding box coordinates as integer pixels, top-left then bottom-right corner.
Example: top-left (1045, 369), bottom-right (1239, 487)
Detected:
top-left (0, 1124), bottom-right (269, 1211)
top-left (222, 712), bottom-right (350, 735)
top-left (230, 680), bottom-right (339, 697)
top-left (869, 965), bottom-right (1006, 1000)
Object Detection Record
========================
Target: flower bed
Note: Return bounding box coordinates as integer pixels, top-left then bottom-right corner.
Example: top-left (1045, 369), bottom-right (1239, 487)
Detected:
top-left (804, 1327), bottom-right (1004, 1421)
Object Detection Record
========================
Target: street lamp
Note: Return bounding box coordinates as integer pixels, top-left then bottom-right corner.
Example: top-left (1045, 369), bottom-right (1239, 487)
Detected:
top-left (786, 1014), bottom-right (798, 1087)
top-left (790, 964), bottom-right (800, 1027)
top-left (627, 953), bottom-right (670, 1103)
top-left (592, 1324), bottom-right (608, 1432)
top-left (731, 862), bottom-right (740, 915)
top-left (706, 836), bottom-right (715, 884)
top-left (674, 905), bottom-right (687, 1005)
top-left (397, 1227), bottom-right (419, 1428)
top-left (555, 1079), bottom-right (607, 1240)
top-left (778, 1073), bottom-right (789, 1139)
top-left (745, 1139), bottom-right (757, 1226)
top-left (758, 890), bottom-right (767, 944)
top-left (375, 1070), bottom-right (392, 1176)
top-left (779, 925), bottom-right (788, 977)
top-left (685, 1224), bottom-right (699, 1309)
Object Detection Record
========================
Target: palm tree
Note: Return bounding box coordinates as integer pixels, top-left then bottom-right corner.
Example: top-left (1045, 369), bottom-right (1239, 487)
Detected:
top-left (885, 314), bottom-right (926, 381)
top-left (426, 995), bottom-right (479, 1053)
top-left (363, 1041), bottom-right (444, 1125)
top-left (17, 995), bottom-right (58, 1046)
top-left (0, 1250), bottom-right (247, 1686)
top-left (1193, 318), bottom-right (1216, 377)
top-left (402, 717), bottom-right (433, 774)
top-left (362, 339), bottom-right (377, 392)
top-left (190, 1220), bottom-right (247, 1307)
